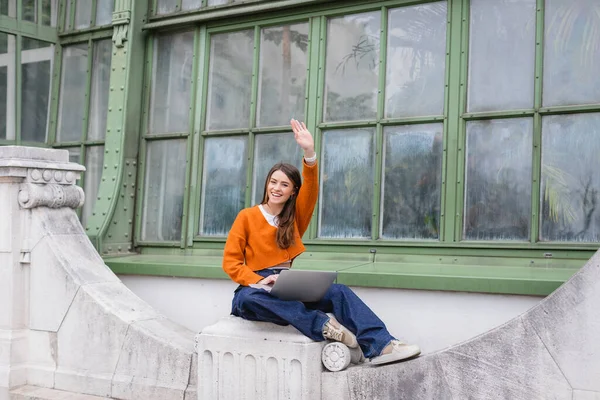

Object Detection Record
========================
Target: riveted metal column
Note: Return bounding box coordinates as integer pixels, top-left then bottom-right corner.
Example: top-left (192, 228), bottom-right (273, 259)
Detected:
top-left (85, 0), bottom-right (148, 255)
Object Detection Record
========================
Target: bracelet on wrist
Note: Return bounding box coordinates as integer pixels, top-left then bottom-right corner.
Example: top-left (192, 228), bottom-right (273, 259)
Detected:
top-left (304, 153), bottom-right (317, 163)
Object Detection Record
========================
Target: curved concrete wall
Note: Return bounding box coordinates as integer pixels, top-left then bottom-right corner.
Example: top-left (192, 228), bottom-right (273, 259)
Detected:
top-left (0, 147), bottom-right (196, 400)
top-left (323, 250), bottom-right (600, 400)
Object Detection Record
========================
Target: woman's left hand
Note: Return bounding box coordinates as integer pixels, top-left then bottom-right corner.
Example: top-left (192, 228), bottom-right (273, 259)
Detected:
top-left (291, 119), bottom-right (315, 157)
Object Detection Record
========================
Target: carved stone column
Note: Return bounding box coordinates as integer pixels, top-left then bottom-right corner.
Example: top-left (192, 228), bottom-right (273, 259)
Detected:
top-left (0, 146), bottom-right (84, 399)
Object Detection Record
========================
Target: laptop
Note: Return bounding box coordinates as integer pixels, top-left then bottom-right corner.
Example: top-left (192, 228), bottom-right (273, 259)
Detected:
top-left (249, 269), bottom-right (337, 302)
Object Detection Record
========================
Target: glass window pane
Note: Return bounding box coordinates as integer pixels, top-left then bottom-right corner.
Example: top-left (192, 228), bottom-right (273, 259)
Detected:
top-left (206, 30), bottom-right (254, 131)
top-left (63, 146), bottom-right (81, 163)
top-left (464, 118), bottom-right (533, 240)
top-left (252, 133), bottom-right (303, 205)
top-left (1, 0), bottom-right (17, 17)
top-left (22, 0), bottom-right (36, 22)
top-left (543, 0), bottom-right (600, 106)
top-left (467, 0), bottom-right (536, 112)
top-left (200, 136), bottom-right (247, 236)
top-left (75, 0), bottom-right (92, 29)
top-left (319, 129), bottom-right (374, 238)
top-left (541, 114), bottom-right (600, 242)
top-left (21, 38), bottom-right (53, 143)
top-left (88, 40), bottom-right (112, 141)
top-left (324, 12), bottom-right (380, 122)
top-left (82, 145), bottom-right (104, 227)
top-left (156, 0), bottom-right (177, 15)
top-left (257, 23), bottom-right (309, 127)
top-left (0, 33), bottom-right (16, 140)
top-left (149, 31), bottom-right (194, 134)
top-left (382, 124), bottom-right (443, 239)
top-left (182, 0), bottom-right (201, 11)
top-left (385, 2), bottom-right (447, 119)
top-left (141, 139), bottom-right (187, 242)
top-left (41, 0), bottom-right (57, 26)
top-left (57, 43), bottom-right (88, 143)
top-left (95, 0), bottom-right (113, 26)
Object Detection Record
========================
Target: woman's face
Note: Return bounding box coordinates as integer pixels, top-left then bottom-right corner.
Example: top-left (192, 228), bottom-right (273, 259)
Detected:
top-left (266, 170), bottom-right (295, 206)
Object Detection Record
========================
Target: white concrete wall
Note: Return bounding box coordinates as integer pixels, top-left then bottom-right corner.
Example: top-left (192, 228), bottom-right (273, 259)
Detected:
top-left (118, 275), bottom-right (542, 354)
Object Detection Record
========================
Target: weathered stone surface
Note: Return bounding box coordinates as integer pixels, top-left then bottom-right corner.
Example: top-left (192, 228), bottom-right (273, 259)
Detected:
top-left (573, 390), bottom-right (600, 400)
top-left (111, 317), bottom-right (194, 400)
top-left (344, 355), bottom-right (453, 400)
top-left (55, 283), bottom-right (161, 396)
top-left (198, 316), bottom-right (324, 400)
top-left (26, 330), bottom-right (57, 388)
top-left (437, 318), bottom-right (572, 400)
top-left (524, 253), bottom-right (600, 392)
top-left (0, 147), bottom-right (68, 163)
top-left (10, 385), bottom-right (114, 399)
top-left (29, 235), bottom-right (118, 332)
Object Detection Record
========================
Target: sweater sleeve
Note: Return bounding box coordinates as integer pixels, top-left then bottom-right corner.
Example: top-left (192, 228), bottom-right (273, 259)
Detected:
top-left (222, 210), bottom-right (264, 286)
top-left (295, 159), bottom-right (319, 237)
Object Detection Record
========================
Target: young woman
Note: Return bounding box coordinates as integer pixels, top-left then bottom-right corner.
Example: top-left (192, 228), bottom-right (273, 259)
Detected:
top-left (222, 119), bottom-right (420, 365)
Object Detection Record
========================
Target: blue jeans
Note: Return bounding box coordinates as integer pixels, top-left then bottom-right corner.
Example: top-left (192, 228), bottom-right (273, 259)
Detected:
top-left (231, 269), bottom-right (395, 358)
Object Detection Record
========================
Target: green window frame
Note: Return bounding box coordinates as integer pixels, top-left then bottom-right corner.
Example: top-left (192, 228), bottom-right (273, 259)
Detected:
top-left (0, 0), bottom-right (58, 146)
top-left (61, 0), bottom-right (115, 32)
top-left (136, 0), bottom-right (600, 254)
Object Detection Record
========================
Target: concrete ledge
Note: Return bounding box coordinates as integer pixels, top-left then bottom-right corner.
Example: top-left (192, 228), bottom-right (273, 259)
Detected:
top-left (196, 316), bottom-right (325, 400)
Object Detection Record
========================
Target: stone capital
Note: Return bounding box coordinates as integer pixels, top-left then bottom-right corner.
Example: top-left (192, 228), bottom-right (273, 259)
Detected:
top-left (0, 146), bottom-right (86, 209)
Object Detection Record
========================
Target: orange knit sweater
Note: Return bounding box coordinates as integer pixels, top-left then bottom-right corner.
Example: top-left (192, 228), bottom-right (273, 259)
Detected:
top-left (222, 160), bottom-right (318, 286)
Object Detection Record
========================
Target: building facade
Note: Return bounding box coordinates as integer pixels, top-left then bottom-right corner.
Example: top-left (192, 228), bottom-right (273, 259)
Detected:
top-left (1, 0), bottom-right (599, 336)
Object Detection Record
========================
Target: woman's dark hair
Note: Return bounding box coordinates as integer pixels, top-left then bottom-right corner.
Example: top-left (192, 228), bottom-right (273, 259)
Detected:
top-left (261, 163), bottom-right (302, 249)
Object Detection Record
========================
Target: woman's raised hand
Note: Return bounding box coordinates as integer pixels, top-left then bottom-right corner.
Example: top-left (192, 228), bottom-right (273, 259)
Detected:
top-left (291, 119), bottom-right (315, 158)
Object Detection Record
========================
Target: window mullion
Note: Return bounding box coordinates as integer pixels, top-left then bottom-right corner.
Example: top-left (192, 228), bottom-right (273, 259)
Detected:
top-left (90, 0), bottom-right (97, 27)
top-left (82, 38), bottom-right (93, 141)
top-left (46, 44), bottom-right (62, 145)
top-left (308, 15), bottom-right (326, 240)
top-left (15, 34), bottom-right (21, 144)
top-left (245, 25), bottom-right (260, 209)
top-left (443, 0), bottom-right (467, 243)
top-left (179, 27), bottom-right (201, 249)
top-left (530, 0), bottom-right (545, 243)
top-left (134, 35), bottom-right (154, 247)
top-left (372, 6), bottom-right (387, 241)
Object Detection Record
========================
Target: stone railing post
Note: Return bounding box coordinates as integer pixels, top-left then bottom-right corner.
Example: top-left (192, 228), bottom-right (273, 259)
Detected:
top-left (0, 146), bottom-right (84, 400)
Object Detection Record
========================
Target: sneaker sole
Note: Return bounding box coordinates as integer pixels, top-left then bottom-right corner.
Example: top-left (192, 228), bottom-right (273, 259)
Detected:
top-left (369, 348), bottom-right (421, 365)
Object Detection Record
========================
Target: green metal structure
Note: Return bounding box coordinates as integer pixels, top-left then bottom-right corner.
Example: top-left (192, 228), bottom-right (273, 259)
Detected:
top-left (2, 0), bottom-right (599, 296)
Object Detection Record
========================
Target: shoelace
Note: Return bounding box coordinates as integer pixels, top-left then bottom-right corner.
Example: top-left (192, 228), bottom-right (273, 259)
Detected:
top-left (324, 325), bottom-right (343, 341)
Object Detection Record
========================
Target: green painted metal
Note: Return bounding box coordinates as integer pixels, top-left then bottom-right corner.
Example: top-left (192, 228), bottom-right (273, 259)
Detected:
top-left (538, 104), bottom-right (600, 115)
top-left (82, 39), bottom-right (93, 141)
top-left (188, 26), bottom-right (207, 243)
top-left (144, 0), bottom-right (339, 29)
top-left (531, 0), bottom-right (545, 244)
top-left (304, 16), bottom-right (321, 240)
top-left (308, 15), bottom-right (325, 240)
top-left (86, 0), bottom-right (149, 255)
top-left (67, 0), bottom-right (74, 31)
top-left (133, 34), bottom-right (153, 247)
top-left (441, 0), bottom-right (464, 242)
top-left (46, 44), bottom-right (62, 145)
top-left (180, 27), bottom-right (201, 249)
top-left (102, 250), bottom-right (584, 296)
top-left (14, 34), bottom-right (21, 145)
top-left (59, 28), bottom-right (113, 43)
top-left (372, 6), bottom-right (386, 241)
top-left (245, 26), bottom-right (260, 208)
top-left (462, 109), bottom-right (536, 120)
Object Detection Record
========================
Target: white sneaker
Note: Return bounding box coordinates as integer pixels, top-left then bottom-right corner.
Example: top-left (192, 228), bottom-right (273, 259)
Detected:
top-left (370, 340), bottom-right (421, 365)
top-left (322, 317), bottom-right (358, 348)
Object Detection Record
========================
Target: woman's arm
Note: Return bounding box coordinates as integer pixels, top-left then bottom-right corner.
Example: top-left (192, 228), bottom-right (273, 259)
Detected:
top-left (291, 119), bottom-right (318, 236)
top-left (222, 210), bottom-right (264, 286)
